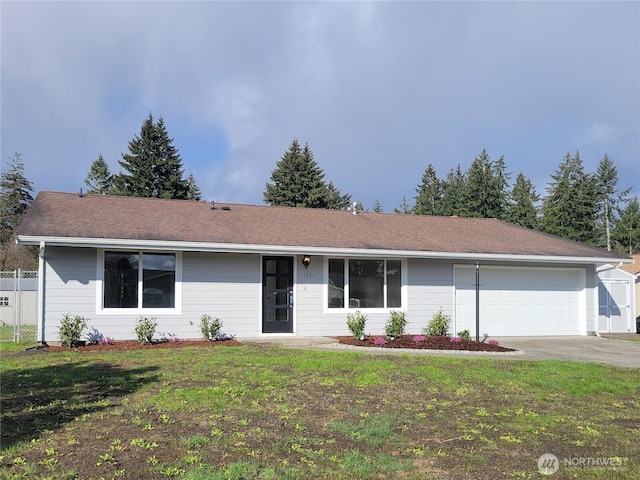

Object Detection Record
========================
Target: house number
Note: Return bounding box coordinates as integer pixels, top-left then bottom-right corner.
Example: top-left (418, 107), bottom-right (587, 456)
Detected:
top-left (303, 272), bottom-right (315, 278)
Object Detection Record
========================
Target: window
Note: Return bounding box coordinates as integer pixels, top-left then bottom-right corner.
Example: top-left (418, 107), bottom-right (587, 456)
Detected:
top-left (327, 259), bottom-right (402, 309)
top-left (103, 251), bottom-right (176, 309)
top-left (0, 297), bottom-right (9, 306)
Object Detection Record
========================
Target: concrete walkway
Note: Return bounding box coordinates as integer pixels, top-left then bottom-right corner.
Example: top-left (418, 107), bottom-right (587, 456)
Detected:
top-left (240, 335), bottom-right (640, 368)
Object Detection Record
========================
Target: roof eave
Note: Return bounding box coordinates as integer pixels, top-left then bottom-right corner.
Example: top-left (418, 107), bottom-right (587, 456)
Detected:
top-left (17, 235), bottom-right (630, 265)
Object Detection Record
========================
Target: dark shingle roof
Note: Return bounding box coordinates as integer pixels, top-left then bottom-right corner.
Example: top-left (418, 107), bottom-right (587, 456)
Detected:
top-left (16, 191), bottom-right (629, 262)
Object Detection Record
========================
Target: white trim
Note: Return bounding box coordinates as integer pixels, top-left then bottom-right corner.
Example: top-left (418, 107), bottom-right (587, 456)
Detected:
top-left (16, 235), bottom-right (631, 266)
top-left (95, 249), bottom-right (183, 315)
top-left (37, 241), bottom-right (46, 343)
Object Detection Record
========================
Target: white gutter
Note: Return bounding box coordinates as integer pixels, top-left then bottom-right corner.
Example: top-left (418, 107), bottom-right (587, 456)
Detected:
top-left (16, 234), bottom-right (632, 266)
top-left (37, 241), bottom-right (46, 344)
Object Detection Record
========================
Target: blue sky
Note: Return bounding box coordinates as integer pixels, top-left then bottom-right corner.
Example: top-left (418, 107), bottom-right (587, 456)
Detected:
top-left (2, 1), bottom-right (638, 212)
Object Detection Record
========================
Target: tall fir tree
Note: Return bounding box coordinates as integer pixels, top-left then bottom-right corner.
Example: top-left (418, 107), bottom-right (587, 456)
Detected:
top-left (594, 154), bottom-right (630, 251)
top-left (186, 173), bottom-right (202, 201)
top-left (264, 139), bottom-right (350, 209)
top-left (394, 196), bottom-right (412, 214)
top-left (612, 195), bottom-right (640, 255)
top-left (541, 151), bottom-right (599, 244)
top-left (413, 163), bottom-right (442, 215)
top-left (84, 154), bottom-right (113, 194)
top-left (505, 172), bottom-right (539, 229)
top-left (439, 165), bottom-right (467, 216)
top-left (459, 149), bottom-right (509, 218)
top-left (0, 153), bottom-right (34, 245)
top-left (372, 198), bottom-right (383, 213)
top-left (112, 113), bottom-right (190, 199)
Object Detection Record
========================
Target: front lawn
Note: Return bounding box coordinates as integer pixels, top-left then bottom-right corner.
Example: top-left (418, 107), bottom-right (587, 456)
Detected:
top-left (1, 345), bottom-right (638, 479)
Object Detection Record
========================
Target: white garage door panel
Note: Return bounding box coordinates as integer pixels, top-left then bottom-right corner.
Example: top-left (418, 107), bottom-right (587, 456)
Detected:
top-left (454, 266), bottom-right (583, 336)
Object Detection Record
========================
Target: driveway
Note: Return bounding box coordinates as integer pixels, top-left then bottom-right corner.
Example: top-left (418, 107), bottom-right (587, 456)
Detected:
top-left (242, 335), bottom-right (640, 368)
top-left (494, 335), bottom-right (640, 368)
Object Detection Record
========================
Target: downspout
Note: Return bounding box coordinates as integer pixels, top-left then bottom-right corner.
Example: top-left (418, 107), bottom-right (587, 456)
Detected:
top-left (37, 241), bottom-right (46, 344)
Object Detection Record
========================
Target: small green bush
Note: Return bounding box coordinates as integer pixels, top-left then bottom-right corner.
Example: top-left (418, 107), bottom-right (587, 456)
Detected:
top-left (135, 317), bottom-right (157, 345)
top-left (458, 329), bottom-right (471, 341)
top-left (423, 309), bottom-right (450, 336)
top-left (346, 311), bottom-right (367, 339)
top-left (200, 314), bottom-right (223, 340)
top-left (385, 310), bottom-right (407, 339)
top-left (59, 314), bottom-right (88, 347)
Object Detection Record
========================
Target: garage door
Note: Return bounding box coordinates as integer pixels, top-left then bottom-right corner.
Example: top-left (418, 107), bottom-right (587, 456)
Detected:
top-left (454, 266), bottom-right (584, 336)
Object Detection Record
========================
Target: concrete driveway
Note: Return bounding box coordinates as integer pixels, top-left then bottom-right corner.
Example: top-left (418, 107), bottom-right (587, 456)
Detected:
top-left (494, 335), bottom-right (640, 368)
top-left (243, 335), bottom-right (640, 368)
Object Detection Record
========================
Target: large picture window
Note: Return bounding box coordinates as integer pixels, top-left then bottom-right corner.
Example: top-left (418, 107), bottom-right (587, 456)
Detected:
top-left (103, 251), bottom-right (176, 309)
top-left (328, 258), bottom-right (402, 309)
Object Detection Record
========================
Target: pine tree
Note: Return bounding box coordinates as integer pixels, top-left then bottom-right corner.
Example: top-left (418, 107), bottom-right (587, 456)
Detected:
top-left (186, 173), bottom-right (202, 201)
top-left (373, 199), bottom-right (383, 213)
top-left (394, 196), bottom-right (412, 214)
top-left (112, 113), bottom-right (189, 199)
top-left (264, 139), bottom-right (350, 209)
top-left (84, 154), bottom-right (113, 194)
top-left (505, 173), bottom-right (540, 229)
top-left (413, 163), bottom-right (442, 215)
top-left (439, 165), bottom-right (467, 216)
top-left (594, 154), bottom-right (630, 250)
top-left (612, 195), bottom-right (640, 255)
top-left (541, 151), bottom-right (599, 244)
top-left (459, 149), bottom-right (509, 218)
top-left (0, 153), bottom-right (34, 245)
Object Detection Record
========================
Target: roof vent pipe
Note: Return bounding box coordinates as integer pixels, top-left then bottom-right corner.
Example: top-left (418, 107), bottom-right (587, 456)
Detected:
top-left (352, 201), bottom-right (358, 215)
top-left (78, 188), bottom-right (84, 198)
top-left (210, 201), bottom-right (216, 210)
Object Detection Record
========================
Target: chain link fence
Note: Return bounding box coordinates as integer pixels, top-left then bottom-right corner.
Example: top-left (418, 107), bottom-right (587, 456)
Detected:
top-left (0, 270), bottom-right (38, 343)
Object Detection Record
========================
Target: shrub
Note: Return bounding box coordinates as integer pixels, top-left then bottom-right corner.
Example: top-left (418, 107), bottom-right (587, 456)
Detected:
top-left (200, 314), bottom-right (223, 341)
top-left (423, 309), bottom-right (450, 336)
top-left (450, 336), bottom-right (462, 343)
top-left (98, 337), bottom-right (115, 346)
top-left (412, 335), bottom-right (426, 343)
top-left (385, 310), bottom-right (407, 339)
top-left (457, 329), bottom-right (471, 341)
top-left (373, 337), bottom-right (387, 346)
top-left (135, 317), bottom-right (157, 345)
top-left (488, 339), bottom-right (499, 346)
top-left (59, 314), bottom-right (88, 347)
top-left (346, 311), bottom-right (367, 339)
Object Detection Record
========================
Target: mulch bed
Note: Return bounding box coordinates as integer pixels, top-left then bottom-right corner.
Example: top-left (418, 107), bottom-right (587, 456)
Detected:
top-left (35, 339), bottom-right (243, 352)
top-left (336, 335), bottom-right (515, 352)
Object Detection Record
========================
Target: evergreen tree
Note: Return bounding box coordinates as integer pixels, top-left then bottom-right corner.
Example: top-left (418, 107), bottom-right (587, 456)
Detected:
top-left (112, 113), bottom-right (189, 199)
top-left (186, 173), bottom-right (202, 201)
top-left (594, 154), bottom-right (630, 250)
top-left (84, 154), bottom-right (113, 194)
top-left (394, 196), bottom-right (412, 214)
top-left (505, 172), bottom-right (540, 229)
top-left (439, 165), bottom-right (467, 216)
top-left (459, 149), bottom-right (509, 218)
top-left (0, 153), bottom-right (34, 245)
top-left (264, 139), bottom-right (350, 209)
top-left (373, 198), bottom-right (383, 213)
top-left (612, 195), bottom-right (640, 255)
top-left (413, 163), bottom-right (442, 215)
top-left (541, 151), bottom-right (599, 244)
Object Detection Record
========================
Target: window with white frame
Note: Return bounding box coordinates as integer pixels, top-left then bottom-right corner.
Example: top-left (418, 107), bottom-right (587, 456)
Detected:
top-left (0, 297), bottom-right (9, 306)
top-left (103, 251), bottom-right (177, 309)
top-left (328, 258), bottom-right (402, 309)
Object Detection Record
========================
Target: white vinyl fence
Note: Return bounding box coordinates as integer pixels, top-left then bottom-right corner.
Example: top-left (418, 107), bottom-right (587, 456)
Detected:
top-left (0, 270), bottom-right (38, 343)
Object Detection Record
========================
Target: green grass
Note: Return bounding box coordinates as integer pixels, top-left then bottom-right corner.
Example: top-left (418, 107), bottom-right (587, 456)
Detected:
top-left (1, 345), bottom-right (639, 479)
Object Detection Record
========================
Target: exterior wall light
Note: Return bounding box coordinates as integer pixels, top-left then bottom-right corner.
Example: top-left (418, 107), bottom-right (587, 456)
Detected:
top-left (302, 255), bottom-right (311, 269)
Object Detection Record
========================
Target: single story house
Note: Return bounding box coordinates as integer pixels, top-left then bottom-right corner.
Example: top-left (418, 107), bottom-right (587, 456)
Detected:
top-left (16, 191), bottom-right (631, 343)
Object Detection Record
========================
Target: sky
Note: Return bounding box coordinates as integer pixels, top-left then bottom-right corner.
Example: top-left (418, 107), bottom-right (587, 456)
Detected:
top-left (2, 1), bottom-right (639, 212)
